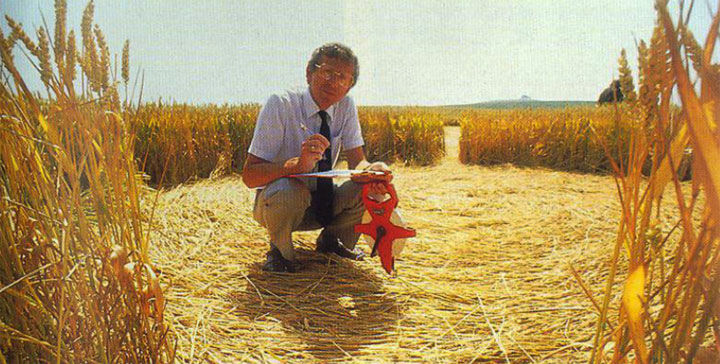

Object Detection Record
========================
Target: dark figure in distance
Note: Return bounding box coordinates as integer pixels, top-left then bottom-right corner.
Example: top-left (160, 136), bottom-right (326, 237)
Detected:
top-left (597, 80), bottom-right (624, 104)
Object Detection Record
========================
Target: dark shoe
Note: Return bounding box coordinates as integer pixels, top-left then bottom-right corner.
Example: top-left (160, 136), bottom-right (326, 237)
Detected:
top-left (316, 236), bottom-right (365, 261)
top-left (262, 248), bottom-right (300, 273)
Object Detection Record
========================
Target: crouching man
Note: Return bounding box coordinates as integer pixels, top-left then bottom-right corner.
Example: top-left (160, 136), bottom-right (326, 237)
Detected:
top-left (242, 43), bottom-right (390, 272)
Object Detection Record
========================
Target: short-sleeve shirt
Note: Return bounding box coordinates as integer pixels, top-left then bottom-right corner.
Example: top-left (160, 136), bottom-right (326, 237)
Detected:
top-left (248, 87), bottom-right (365, 188)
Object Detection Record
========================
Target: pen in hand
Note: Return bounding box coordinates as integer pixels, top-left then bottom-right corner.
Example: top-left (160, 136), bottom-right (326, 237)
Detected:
top-left (298, 120), bottom-right (313, 136)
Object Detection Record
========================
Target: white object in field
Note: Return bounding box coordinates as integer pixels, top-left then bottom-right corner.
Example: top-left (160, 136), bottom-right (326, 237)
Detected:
top-left (288, 169), bottom-right (385, 178)
top-left (361, 193), bottom-right (409, 257)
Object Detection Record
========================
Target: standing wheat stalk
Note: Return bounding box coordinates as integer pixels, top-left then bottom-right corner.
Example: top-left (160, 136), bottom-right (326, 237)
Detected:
top-left (54, 0), bottom-right (67, 75)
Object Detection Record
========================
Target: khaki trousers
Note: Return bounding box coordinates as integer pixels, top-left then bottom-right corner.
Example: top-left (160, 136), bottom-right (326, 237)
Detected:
top-left (253, 178), bottom-right (365, 261)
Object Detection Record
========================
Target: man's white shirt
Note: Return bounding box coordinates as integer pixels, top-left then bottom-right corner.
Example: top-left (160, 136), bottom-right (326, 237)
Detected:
top-left (248, 87), bottom-right (365, 189)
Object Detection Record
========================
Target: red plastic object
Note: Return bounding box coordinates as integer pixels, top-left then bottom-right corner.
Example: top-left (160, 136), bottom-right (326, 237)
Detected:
top-left (354, 182), bottom-right (416, 274)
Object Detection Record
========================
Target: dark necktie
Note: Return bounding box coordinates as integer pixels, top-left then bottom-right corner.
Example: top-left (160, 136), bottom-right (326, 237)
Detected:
top-left (313, 110), bottom-right (334, 226)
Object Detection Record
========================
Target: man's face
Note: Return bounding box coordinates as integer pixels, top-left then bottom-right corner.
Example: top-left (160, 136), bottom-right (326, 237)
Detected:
top-left (306, 56), bottom-right (355, 110)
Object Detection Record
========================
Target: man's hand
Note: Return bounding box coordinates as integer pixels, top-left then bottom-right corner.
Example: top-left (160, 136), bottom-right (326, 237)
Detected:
top-left (244, 134), bottom-right (329, 188)
top-left (352, 161), bottom-right (393, 196)
top-left (291, 134), bottom-right (330, 173)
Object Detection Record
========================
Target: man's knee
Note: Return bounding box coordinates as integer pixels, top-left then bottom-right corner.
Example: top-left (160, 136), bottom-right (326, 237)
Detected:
top-left (338, 180), bottom-right (363, 201)
top-left (335, 180), bottom-right (365, 217)
top-left (265, 178), bottom-right (309, 198)
top-left (255, 178), bottom-right (310, 225)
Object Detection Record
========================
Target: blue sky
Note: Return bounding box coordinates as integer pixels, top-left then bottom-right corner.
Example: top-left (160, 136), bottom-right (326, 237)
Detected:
top-left (2, 1), bottom-right (717, 105)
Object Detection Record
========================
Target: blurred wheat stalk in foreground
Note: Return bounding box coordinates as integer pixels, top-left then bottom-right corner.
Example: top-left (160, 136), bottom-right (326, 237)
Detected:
top-left (579, 1), bottom-right (720, 362)
top-left (0, 1), bottom-right (174, 362)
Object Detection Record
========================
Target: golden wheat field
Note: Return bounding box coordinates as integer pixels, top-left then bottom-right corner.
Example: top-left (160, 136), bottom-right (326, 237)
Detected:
top-left (2, 0), bottom-right (720, 363)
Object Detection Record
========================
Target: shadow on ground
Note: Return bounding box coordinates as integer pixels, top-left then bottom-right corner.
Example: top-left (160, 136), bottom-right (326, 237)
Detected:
top-left (232, 246), bottom-right (402, 361)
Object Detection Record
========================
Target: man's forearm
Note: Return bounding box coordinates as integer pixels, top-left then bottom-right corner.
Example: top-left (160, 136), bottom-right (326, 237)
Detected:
top-left (345, 147), bottom-right (371, 170)
top-left (242, 158), bottom-right (302, 188)
top-left (349, 159), bottom-right (371, 170)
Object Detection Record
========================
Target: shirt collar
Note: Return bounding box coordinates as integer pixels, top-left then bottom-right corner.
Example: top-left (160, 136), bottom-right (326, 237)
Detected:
top-left (303, 87), bottom-right (336, 121)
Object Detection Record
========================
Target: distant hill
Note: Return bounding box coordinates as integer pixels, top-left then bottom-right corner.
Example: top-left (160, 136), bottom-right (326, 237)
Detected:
top-left (446, 99), bottom-right (595, 109)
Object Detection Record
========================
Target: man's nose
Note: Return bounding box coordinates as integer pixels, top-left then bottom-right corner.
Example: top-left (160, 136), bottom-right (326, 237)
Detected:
top-left (325, 79), bottom-right (343, 91)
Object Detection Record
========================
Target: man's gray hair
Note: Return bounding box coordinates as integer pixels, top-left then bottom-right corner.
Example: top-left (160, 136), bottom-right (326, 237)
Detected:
top-left (307, 42), bottom-right (359, 88)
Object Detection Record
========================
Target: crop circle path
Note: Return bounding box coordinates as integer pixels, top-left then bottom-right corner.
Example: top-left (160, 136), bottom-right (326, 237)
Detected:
top-left (149, 127), bottom-right (681, 362)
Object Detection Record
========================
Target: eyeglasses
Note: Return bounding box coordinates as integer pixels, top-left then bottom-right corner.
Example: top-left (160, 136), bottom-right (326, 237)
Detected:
top-left (314, 64), bottom-right (354, 88)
